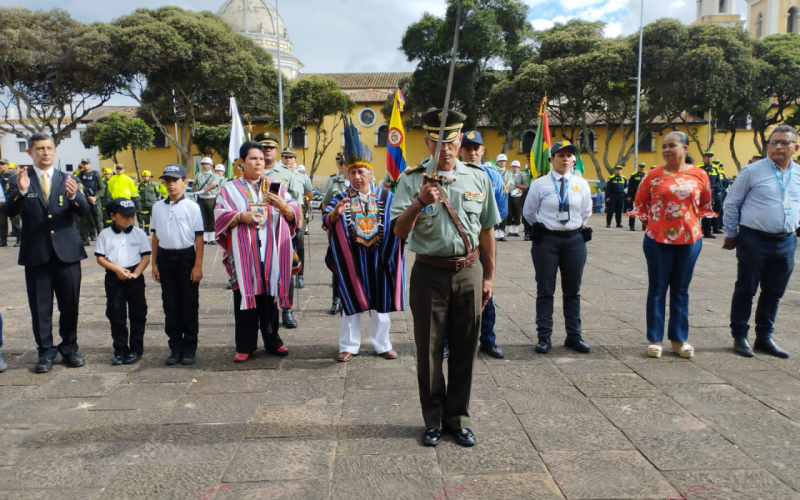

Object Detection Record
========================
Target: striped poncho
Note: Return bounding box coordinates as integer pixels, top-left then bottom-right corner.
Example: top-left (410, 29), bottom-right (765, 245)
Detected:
top-left (323, 185), bottom-right (406, 316)
top-left (215, 177), bottom-right (299, 310)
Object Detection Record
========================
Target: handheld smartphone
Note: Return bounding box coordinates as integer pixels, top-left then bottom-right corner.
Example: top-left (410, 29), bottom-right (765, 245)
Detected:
top-left (269, 182), bottom-right (281, 194)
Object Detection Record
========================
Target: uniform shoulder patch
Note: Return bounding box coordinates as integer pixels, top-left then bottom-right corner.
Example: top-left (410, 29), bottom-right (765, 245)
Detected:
top-left (403, 165), bottom-right (425, 175)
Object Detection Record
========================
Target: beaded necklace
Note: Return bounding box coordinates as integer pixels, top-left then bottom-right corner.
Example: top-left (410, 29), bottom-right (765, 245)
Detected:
top-left (344, 186), bottom-right (383, 248)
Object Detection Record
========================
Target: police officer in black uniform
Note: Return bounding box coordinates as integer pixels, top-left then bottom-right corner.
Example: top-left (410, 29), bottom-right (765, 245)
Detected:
top-left (713, 160), bottom-right (730, 233)
top-left (0, 159), bottom-right (21, 247)
top-left (77, 158), bottom-right (104, 244)
top-left (626, 163), bottom-right (646, 231)
top-left (699, 151), bottom-right (723, 238)
top-left (605, 165), bottom-right (627, 228)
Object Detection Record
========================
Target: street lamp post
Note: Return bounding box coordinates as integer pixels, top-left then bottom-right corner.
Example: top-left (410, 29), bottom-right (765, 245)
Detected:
top-left (634, 0), bottom-right (644, 168)
top-left (275, 0), bottom-right (285, 152)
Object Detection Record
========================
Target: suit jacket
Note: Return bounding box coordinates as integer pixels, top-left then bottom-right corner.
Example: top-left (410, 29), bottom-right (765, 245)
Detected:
top-left (5, 169), bottom-right (90, 266)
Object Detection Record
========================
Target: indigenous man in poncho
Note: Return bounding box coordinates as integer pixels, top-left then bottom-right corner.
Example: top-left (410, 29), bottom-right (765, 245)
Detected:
top-left (323, 119), bottom-right (406, 362)
top-left (215, 140), bottom-right (300, 362)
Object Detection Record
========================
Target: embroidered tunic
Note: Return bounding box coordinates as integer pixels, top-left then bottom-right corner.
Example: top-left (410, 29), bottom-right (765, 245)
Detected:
top-left (323, 185), bottom-right (406, 316)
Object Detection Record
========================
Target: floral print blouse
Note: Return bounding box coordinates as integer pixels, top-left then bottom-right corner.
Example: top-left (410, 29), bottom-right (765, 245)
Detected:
top-left (626, 165), bottom-right (715, 244)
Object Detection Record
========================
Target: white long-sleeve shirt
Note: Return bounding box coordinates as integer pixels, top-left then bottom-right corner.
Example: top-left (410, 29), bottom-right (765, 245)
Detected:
top-left (523, 171), bottom-right (592, 231)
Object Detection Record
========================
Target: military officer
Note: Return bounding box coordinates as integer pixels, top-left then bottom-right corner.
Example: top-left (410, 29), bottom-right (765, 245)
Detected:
top-left (214, 164), bottom-right (227, 187)
top-left (279, 148), bottom-right (312, 289)
top-left (100, 168), bottom-right (114, 228)
top-left (0, 158), bottom-right (21, 247)
top-left (253, 132), bottom-right (303, 328)
top-left (699, 152), bottom-right (723, 238)
top-left (137, 170), bottom-right (161, 235)
top-left (626, 163), bottom-right (646, 231)
top-left (76, 158), bottom-right (104, 245)
top-left (605, 165), bottom-right (627, 228)
top-left (322, 153), bottom-right (349, 315)
top-left (391, 109), bottom-right (500, 448)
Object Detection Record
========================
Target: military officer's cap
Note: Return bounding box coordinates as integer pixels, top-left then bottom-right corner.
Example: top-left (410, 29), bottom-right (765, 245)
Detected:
top-left (550, 141), bottom-right (579, 156)
top-left (281, 148), bottom-right (297, 158)
top-left (142, 170), bottom-right (152, 177)
top-left (254, 131), bottom-right (279, 148)
top-left (461, 130), bottom-right (483, 146)
top-left (703, 151), bottom-right (714, 156)
top-left (0, 158), bottom-right (9, 164)
top-left (420, 109), bottom-right (467, 143)
top-left (106, 197), bottom-right (138, 215)
top-left (80, 157), bottom-right (91, 164)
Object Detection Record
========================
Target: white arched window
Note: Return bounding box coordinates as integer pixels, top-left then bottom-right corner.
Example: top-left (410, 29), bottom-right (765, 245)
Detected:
top-left (518, 130), bottom-right (536, 154)
top-left (290, 126), bottom-right (307, 149)
top-left (375, 124), bottom-right (389, 147)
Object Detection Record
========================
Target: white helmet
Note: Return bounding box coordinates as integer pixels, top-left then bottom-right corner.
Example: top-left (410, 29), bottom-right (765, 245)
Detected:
top-left (200, 157), bottom-right (213, 166)
top-left (497, 154), bottom-right (508, 162)
top-left (297, 164), bottom-right (306, 173)
top-left (214, 164), bottom-right (225, 172)
top-left (511, 160), bottom-right (521, 167)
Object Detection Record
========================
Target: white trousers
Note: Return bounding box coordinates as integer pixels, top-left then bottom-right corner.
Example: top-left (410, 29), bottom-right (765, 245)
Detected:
top-left (339, 311), bottom-right (392, 354)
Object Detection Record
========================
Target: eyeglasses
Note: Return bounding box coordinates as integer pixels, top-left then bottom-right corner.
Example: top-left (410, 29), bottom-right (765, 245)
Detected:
top-left (768, 140), bottom-right (797, 148)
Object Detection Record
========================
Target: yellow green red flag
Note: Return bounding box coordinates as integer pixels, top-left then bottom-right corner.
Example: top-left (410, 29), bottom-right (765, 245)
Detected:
top-left (530, 97), bottom-right (552, 178)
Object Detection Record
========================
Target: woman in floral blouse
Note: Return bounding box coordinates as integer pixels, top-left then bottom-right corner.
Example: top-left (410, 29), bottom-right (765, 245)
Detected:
top-left (627, 131), bottom-right (714, 358)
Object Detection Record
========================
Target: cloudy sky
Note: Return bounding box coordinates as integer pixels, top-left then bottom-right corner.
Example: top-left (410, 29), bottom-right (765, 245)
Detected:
top-left (2, 0), bottom-right (748, 73)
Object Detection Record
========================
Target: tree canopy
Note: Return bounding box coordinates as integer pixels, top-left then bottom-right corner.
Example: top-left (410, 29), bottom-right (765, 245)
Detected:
top-left (82, 111), bottom-right (154, 180)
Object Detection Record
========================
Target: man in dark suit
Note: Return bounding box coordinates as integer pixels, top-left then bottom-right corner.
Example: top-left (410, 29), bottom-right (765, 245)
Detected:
top-left (5, 133), bottom-right (91, 373)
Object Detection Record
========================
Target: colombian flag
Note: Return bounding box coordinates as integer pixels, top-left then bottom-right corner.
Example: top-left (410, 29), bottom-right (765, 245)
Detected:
top-left (385, 89), bottom-right (407, 181)
top-left (530, 96), bottom-right (552, 178)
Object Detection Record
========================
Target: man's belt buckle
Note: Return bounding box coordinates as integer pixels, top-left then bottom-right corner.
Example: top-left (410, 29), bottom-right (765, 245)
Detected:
top-left (455, 258), bottom-right (466, 272)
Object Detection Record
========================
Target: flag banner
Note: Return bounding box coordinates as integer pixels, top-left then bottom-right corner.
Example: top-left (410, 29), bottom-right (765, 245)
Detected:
top-left (575, 153), bottom-right (585, 175)
top-left (490, 158), bottom-right (498, 170)
top-left (228, 97), bottom-right (246, 180)
top-left (530, 97), bottom-right (552, 178)
top-left (385, 89), bottom-right (407, 182)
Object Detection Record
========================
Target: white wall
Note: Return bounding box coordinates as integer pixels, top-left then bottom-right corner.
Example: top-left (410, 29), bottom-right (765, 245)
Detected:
top-left (0, 124), bottom-right (101, 172)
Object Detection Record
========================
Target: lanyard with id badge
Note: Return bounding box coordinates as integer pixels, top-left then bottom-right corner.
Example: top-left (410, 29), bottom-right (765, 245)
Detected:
top-left (551, 173), bottom-right (570, 223)
top-left (773, 165), bottom-right (793, 220)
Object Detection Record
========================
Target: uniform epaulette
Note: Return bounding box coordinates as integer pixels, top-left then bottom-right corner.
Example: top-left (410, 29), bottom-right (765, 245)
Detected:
top-left (403, 165), bottom-right (425, 175)
top-left (462, 161), bottom-right (485, 171)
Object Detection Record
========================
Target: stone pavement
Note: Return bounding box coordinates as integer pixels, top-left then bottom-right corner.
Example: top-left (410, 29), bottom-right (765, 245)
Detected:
top-left (1, 214), bottom-right (800, 499)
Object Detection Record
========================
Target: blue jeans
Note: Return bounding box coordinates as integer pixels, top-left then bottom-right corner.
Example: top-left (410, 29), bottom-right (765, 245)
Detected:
top-left (730, 228), bottom-right (796, 339)
top-left (643, 236), bottom-right (702, 342)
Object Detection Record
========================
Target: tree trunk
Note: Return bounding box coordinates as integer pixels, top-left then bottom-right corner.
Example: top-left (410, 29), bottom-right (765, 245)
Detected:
top-left (729, 128), bottom-right (741, 171)
top-left (131, 148), bottom-right (142, 182)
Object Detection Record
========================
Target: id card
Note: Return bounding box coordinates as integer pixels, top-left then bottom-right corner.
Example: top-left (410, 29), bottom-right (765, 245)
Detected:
top-left (785, 200), bottom-right (792, 217)
top-left (557, 211), bottom-right (570, 222)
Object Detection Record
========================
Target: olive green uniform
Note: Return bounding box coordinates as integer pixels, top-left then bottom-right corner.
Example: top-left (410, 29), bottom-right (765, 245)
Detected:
top-left (137, 180), bottom-right (161, 234)
top-left (322, 173), bottom-right (348, 207)
top-left (265, 162), bottom-right (304, 309)
top-left (390, 158), bottom-right (500, 430)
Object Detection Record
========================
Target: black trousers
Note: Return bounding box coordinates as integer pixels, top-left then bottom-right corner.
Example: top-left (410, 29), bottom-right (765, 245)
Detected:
top-left (332, 273), bottom-right (340, 301)
top-left (521, 190), bottom-right (532, 235)
top-left (25, 258), bottom-right (81, 358)
top-left (294, 232), bottom-right (305, 278)
top-left (198, 197), bottom-right (216, 233)
top-left (530, 232), bottom-right (587, 338)
top-left (508, 196), bottom-right (523, 226)
top-left (105, 268), bottom-right (147, 356)
top-left (158, 247), bottom-right (199, 355)
top-left (606, 197), bottom-right (624, 226)
top-left (0, 209), bottom-right (21, 239)
top-left (233, 289), bottom-right (283, 354)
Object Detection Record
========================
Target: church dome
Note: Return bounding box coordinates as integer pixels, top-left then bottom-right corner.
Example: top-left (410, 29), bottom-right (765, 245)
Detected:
top-left (217, 0), bottom-right (289, 39)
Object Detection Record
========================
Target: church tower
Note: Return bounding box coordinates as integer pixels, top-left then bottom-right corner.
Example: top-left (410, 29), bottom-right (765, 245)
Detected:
top-left (693, 0), bottom-right (745, 28)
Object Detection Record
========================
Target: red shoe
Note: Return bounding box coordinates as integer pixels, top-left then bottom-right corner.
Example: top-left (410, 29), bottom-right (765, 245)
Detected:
top-left (274, 345), bottom-right (289, 357)
top-left (233, 352), bottom-right (250, 363)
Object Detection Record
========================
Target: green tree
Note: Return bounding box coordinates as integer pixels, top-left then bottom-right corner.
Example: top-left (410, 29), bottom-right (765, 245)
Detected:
top-left (193, 123), bottom-right (231, 161)
top-left (0, 8), bottom-right (122, 145)
top-left (284, 75), bottom-right (354, 180)
top-left (397, 0), bottom-right (532, 136)
top-left (85, 111), bottom-right (154, 181)
top-left (111, 7), bottom-right (280, 168)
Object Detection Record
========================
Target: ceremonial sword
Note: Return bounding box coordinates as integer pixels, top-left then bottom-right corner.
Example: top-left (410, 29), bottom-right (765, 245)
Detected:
top-left (430, 0), bottom-right (464, 170)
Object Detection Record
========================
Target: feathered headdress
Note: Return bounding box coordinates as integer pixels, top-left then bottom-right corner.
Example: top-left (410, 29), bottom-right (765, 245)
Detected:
top-left (342, 114), bottom-right (372, 171)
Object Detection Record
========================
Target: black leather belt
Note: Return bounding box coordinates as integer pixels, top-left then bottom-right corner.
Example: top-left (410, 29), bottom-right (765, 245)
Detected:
top-left (542, 227), bottom-right (581, 237)
top-left (740, 226), bottom-right (792, 240)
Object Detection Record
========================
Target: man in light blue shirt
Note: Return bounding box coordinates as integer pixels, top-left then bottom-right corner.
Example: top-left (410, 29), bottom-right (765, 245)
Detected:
top-left (722, 125), bottom-right (800, 358)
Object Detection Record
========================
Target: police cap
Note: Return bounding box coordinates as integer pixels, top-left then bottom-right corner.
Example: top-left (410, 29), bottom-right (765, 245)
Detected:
top-left (703, 151), bottom-right (714, 156)
top-left (461, 130), bottom-right (483, 147)
top-left (80, 157), bottom-right (91, 164)
top-left (420, 109), bottom-right (467, 143)
top-left (142, 170), bottom-right (152, 177)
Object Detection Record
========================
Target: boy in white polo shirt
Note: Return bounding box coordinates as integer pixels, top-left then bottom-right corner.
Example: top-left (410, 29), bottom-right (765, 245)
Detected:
top-left (151, 164), bottom-right (204, 366)
top-left (95, 198), bottom-right (151, 365)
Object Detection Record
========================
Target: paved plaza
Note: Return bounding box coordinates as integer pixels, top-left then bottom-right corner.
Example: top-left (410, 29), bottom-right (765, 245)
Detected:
top-left (1, 213), bottom-right (800, 499)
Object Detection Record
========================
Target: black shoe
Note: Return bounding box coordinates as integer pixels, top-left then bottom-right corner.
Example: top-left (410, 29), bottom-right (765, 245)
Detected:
top-left (0, 240), bottom-right (7, 247)
top-left (82, 238), bottom-right (90, 247)
top-left (452, 428), bottom-right (477, 447)
top-left (35, 356), bottom-right (53, 373)
top-left (208, 240), bottom-right (216, 245)
top-left (606, 224), bottom-right (611, 228)
top-left (123, 352), bottom-right (142, 365)
top-left (754, 338), bottom-right (789, 358)
top-left (616, 224), bottom-right (623, 228)
top-left (90, 236), bottom-right (96, 241)
top-left (111, 355), bottom-right (124, 366)
top-left (181, 353), bottom-right (196, 365)
top-left (564, 336), bottom-right (591, 353)
top-left (712, 230), bottom-right (724, 234)
top-left (629, 227), bottom-right (635, 231)
top-left (63, 352), bottom-right (85, 368)
top-left (282, 309), bottom-right (297, 328)
top-left (226, 281), bottom-right (233, 290)
top-left (524, 233), bottom-right (531, 241)
top-left (703, 233), bottom-right (716, 239)
top-left (166, 351), bottom-right (181, 365)
top-left (480, 343), bottom-right (504, 359)
top-left (443, 345), bottom-right (450, 359)
top-left (329, 298), bottom-right (342, 315)
top-left (535, 339), bottom-right (551, 354)
top-left (13, 239), bottom-right (20, 247)
top-left (498, 236), bottom-right (507, 241)
top-left (297, 277), bottom-right (305, 289)
top-left (423, 428), bottom-right (442, 446)
top-left (734, 337), bottom-right (754, 357)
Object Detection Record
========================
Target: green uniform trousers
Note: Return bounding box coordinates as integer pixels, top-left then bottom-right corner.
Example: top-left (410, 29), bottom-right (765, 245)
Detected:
top-left (410, 259), bottom-right (482, 430)
top-left (138, 204), bottom-right (154, 234)
top-left (78, 202), bottom-right (103, 239)
top-left (0, 210), bottom-right (21, 239)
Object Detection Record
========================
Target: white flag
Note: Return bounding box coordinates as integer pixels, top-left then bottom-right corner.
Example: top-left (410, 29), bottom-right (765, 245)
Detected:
top-left (228, 97), bottom-right (246, 179)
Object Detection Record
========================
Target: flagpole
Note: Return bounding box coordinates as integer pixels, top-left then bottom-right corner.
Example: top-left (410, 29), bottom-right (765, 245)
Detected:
top-left (275, 0), bottom-right (285, 152)
top-left (172, 89), bottom-right (180, 164)
top-left (634, 0), bottom-right (644, 168)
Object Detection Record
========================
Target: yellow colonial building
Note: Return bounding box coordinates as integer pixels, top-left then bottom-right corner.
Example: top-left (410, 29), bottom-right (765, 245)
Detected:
top-left (747, 0), bottom-right (800, 38)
